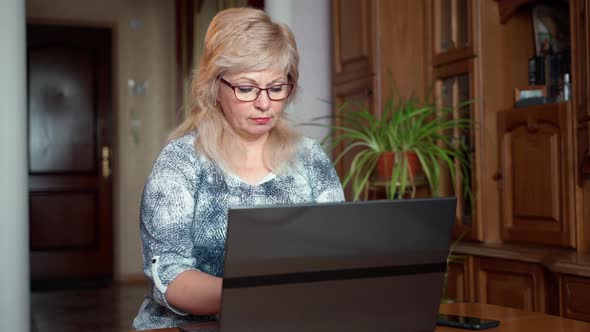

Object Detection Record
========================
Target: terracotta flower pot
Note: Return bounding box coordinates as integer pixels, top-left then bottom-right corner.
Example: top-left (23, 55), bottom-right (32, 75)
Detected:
top-left (376, 151), bottom-right (422, 179)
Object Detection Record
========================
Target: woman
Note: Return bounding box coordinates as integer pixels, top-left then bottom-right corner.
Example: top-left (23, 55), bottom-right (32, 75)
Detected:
top-left (133, 7), bottom-right (344, 330)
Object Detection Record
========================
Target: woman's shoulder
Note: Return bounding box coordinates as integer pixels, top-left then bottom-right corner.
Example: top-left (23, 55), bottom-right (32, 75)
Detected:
top-left (167, 130), bottom-right (198, 147)
top-left (296, 136), bottom-right (326, 156)
top-left (156, 131), bottom-right (202, 166)
top-left (162, 131), bottom-right (198, 154)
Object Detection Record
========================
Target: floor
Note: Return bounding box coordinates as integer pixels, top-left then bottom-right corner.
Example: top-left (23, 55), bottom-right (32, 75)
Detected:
top-left (31, 282), bottom-right (150, 332)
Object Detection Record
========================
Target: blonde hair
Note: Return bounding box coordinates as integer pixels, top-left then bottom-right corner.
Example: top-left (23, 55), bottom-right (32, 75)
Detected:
top-left (169, 7), bottom-right (300, 173)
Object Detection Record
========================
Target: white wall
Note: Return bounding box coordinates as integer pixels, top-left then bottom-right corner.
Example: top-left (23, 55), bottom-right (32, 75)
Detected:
top-left (0, 0), bottom-right (29, 330)
top-left (27, 0), bottom-right (177, 280)
top-left (266, 0), bottom-right (332, 142)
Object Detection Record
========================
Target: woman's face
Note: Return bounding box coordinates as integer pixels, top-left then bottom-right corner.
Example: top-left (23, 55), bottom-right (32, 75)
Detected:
top-left (217, 69), bottom-right (290, 141)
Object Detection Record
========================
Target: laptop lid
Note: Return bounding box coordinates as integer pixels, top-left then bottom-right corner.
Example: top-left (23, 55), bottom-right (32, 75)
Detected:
top-left (220, 197), bottom-right (457, 332)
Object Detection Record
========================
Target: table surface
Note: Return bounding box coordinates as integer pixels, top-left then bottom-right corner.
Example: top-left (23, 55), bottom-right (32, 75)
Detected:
top-left (137, 302), bottom-right (590, 331)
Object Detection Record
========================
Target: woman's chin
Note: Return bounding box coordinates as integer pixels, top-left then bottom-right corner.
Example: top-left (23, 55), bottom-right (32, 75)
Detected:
top-left (239, 126), bottom-right (274, 140)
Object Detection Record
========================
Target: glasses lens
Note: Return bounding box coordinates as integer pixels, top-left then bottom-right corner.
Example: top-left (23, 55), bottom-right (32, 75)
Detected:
top-left (235, 86), bottom-right (260, 102)
top-left (268, 85), bottom-right (292, 101)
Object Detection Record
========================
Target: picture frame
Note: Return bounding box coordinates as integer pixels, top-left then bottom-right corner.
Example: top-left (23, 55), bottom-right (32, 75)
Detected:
top-left (532, 4), bottom-right (570, 56)
top-left (514, 85), bottom-right (547, 102)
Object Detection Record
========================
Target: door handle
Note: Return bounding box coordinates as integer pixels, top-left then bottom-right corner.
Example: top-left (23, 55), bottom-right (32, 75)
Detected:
top-left (102, 146), bottom-right (111, 179)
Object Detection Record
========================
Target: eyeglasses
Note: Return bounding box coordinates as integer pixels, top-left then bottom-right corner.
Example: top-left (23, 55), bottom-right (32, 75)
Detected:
top-left (219, 77), bottom-right (293, 102)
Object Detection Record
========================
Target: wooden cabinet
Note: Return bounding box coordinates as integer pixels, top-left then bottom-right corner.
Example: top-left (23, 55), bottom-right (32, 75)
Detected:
top-left (497, 103), bottom-right (576, 247)
top-left (474, 257), bottom-right (548, 312)
top-left (332, 0), bottom-right (590, 322)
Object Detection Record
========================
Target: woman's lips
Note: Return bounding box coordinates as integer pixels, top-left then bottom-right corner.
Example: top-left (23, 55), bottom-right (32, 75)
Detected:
top-left (252, 117), bottom-right (271, 124)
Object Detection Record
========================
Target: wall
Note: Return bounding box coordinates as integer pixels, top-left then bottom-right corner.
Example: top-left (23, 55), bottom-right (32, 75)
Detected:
top-left (27, 0), bottom-right (176, 280)
top-left (0, 1), bottom-right (29, 330)
top-left (267, 0), bottom-right (332, 142)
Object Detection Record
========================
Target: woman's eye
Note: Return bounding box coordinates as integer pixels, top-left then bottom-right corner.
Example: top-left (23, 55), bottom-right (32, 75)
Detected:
top-left (269, 86), bottom-right (284, 93)
top-left (237, 86), bottom-right (255, 93)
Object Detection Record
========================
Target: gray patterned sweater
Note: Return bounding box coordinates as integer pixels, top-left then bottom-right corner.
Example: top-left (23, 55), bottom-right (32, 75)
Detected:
top-left (133, 131), bottom-right (345, 330)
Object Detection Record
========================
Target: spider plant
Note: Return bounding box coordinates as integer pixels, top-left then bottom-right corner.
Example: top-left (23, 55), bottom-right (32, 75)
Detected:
top-left (313, 94), bottom-right (473, 201)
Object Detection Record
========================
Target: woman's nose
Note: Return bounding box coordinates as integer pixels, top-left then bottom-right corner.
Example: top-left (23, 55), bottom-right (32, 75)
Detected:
top-left (254, 90), bottom-right (271, 110)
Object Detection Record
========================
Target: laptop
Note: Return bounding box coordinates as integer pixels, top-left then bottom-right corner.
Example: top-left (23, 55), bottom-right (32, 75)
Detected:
top-left (181, 197), bottom-right (457, 332)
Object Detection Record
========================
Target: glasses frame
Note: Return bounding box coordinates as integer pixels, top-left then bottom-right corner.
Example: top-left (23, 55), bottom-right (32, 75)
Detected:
top-left (219, 77), bottom-right (294, 102)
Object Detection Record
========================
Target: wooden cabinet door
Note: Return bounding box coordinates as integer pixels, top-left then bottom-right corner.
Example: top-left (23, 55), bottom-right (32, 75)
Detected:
top-left (560, 275), bottom-right (590, 322)
top-left (497, 103), bottom-right (576, 247)
top-left (444, 255), bottom-right (474, 302)
top-left (474, 257), bottom-right (547, 312)
top-left (332, 0), bottom-right (375, 85)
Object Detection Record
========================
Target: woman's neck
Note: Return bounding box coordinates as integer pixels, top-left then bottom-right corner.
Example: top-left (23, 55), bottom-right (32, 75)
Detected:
top-left (230, 132), bottom-right (272, 185)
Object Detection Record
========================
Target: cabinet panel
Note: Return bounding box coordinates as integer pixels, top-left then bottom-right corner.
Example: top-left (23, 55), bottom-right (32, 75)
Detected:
top-left (561, 275), bottom-right (590, 322)
top-left (497, 103), bottom-right (576, 247)
top-left (332, 0), bottom-right (374, 83)
top-left (474, 257), bottom-right (547, 312)
top-left (445, 255), bottom-right (474, 302)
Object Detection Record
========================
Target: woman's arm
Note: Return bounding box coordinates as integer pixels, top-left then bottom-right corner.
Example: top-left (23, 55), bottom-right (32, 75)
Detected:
top-left (166, 270), bottom-right (222, 315)
top-left (140, 134), bottom-right (222, 316)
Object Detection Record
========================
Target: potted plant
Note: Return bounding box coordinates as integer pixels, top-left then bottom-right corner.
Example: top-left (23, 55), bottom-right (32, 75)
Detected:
top-left (314, 93), bottom-right (473, 201)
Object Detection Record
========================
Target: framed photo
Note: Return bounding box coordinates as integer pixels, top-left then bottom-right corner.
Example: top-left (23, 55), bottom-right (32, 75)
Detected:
top-left (514, 85), bottom-right (547, 102)
top-left (532, 4), bottom-right (570, 55)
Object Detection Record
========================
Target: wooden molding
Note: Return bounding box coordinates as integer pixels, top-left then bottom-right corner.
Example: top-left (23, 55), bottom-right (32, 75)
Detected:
top-left (454, 242), bottom-right (590, 278)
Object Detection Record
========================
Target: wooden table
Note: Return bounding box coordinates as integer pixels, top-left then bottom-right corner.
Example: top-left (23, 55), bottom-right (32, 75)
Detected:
top-left (437, 302), bottom-right (590, 331)
top-left (138, 302), bottom-right (590, 331)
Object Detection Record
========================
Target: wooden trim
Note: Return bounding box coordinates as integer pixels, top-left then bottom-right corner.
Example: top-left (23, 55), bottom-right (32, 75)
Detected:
top-left (454, 242), bottom-right (590, 278)
top-left (433, 58), bottom-right (471, 79)
top-left (433, 47), bottom-right (476, 67)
